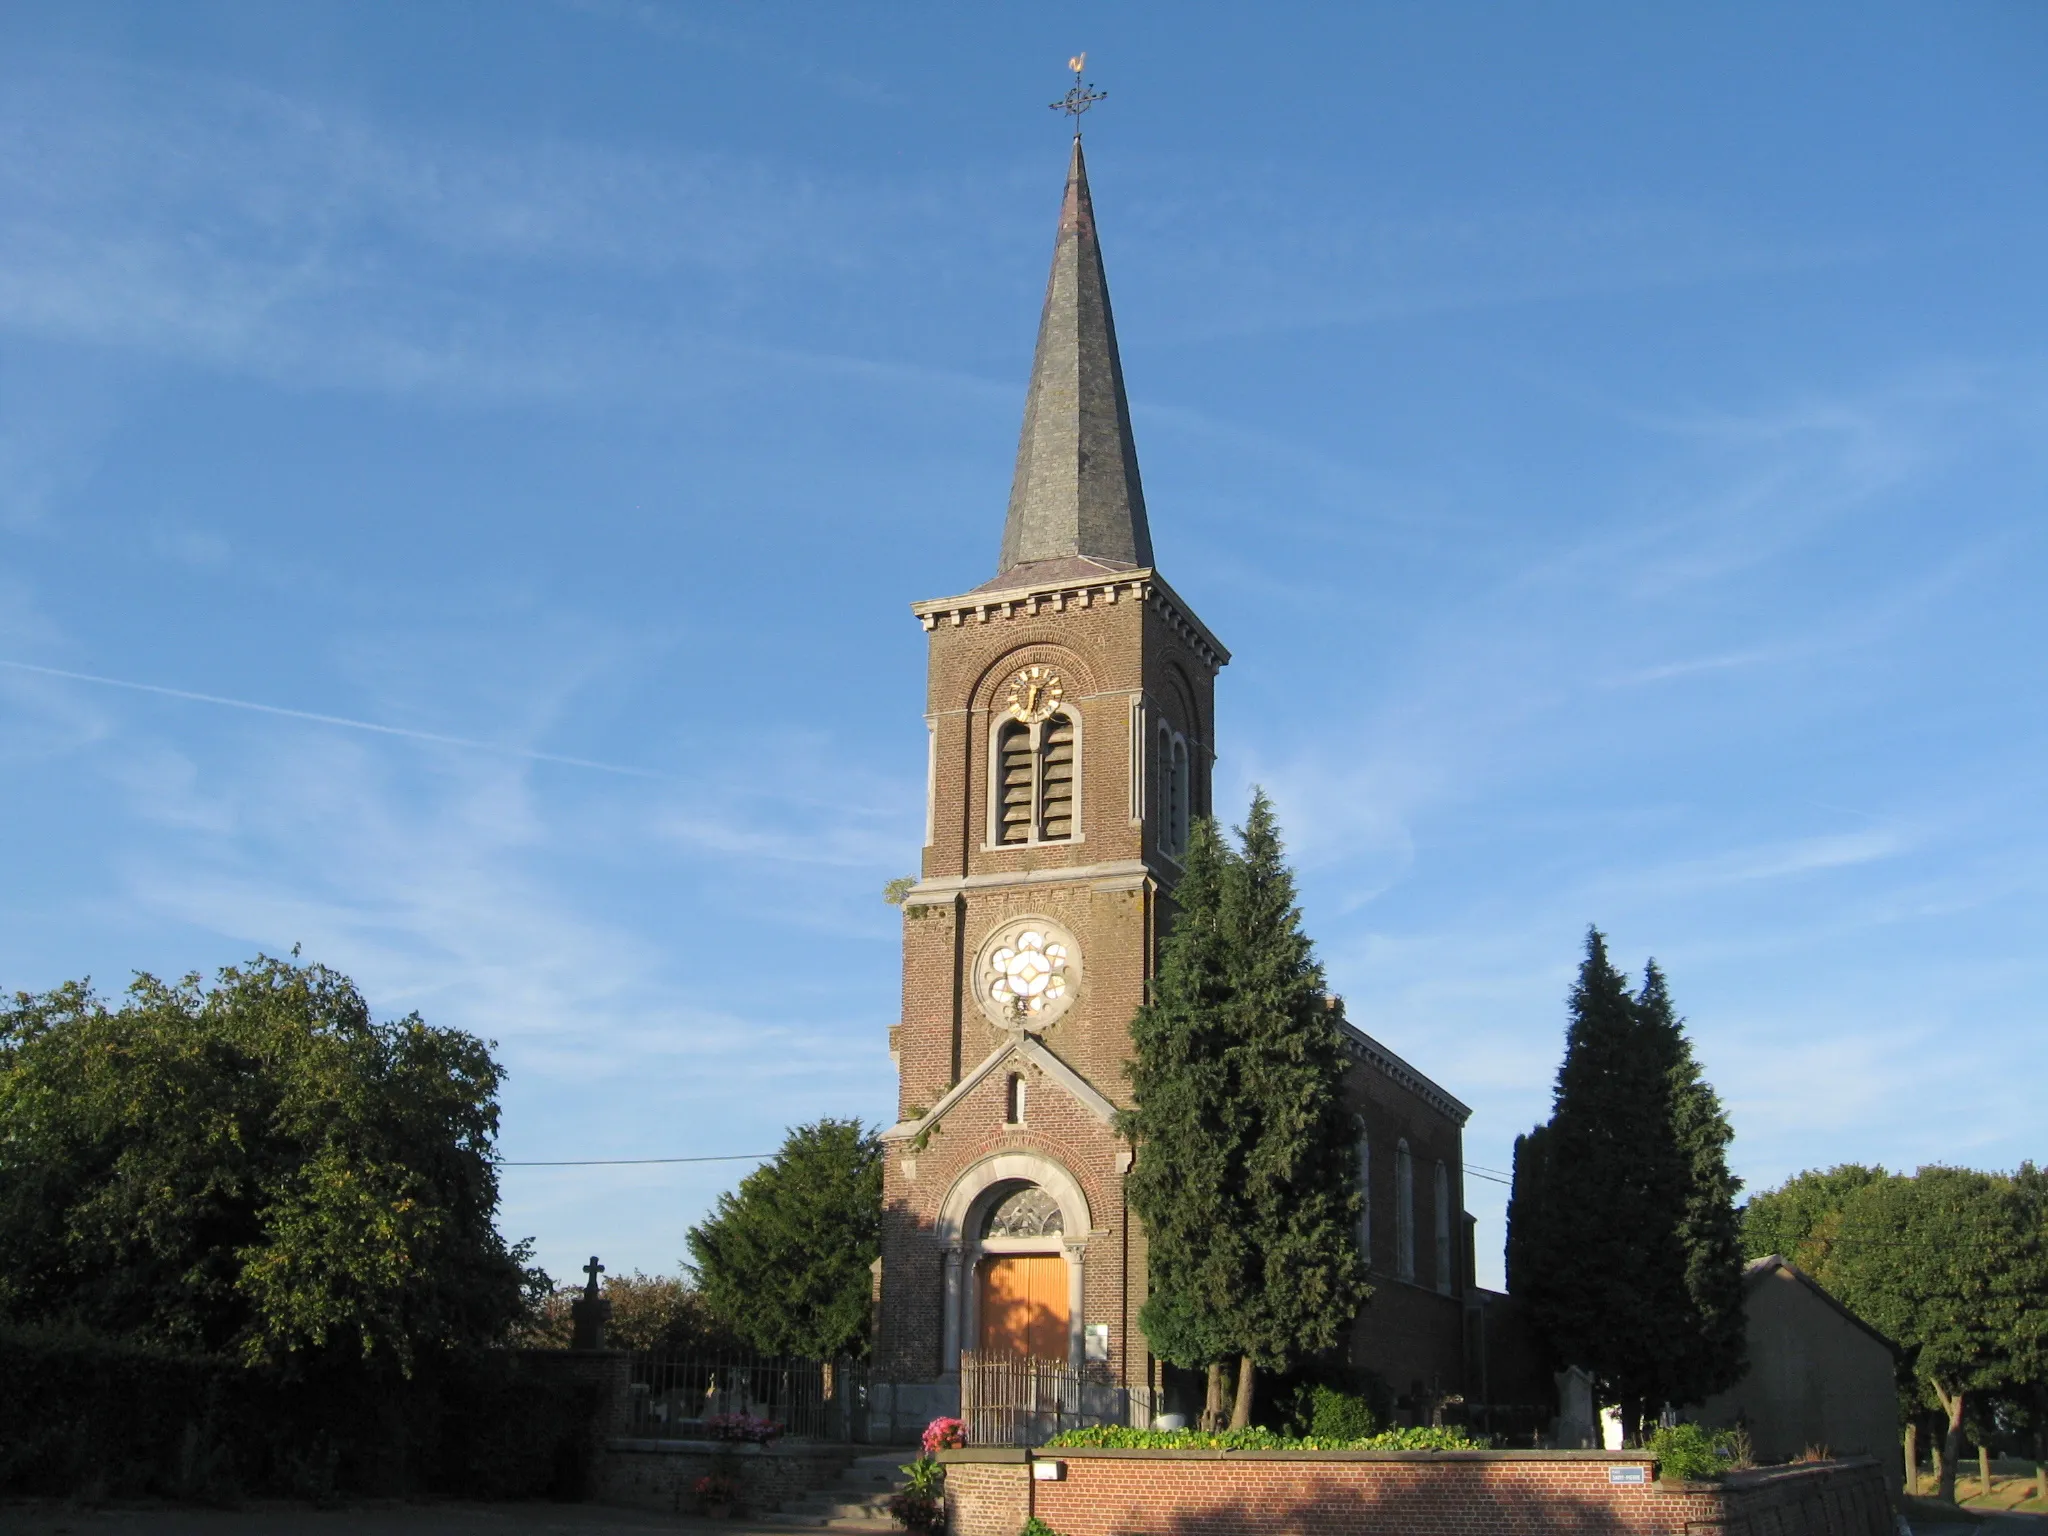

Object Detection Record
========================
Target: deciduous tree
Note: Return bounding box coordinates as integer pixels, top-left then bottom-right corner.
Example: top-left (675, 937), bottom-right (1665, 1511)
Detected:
top-left (1822, 1167), bottom-right (2048, 1503)
top-left (0, 955), bottom-right (537, 1370)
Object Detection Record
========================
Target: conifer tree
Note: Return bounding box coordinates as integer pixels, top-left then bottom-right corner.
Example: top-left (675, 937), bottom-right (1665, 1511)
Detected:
top-left (1510, 934), bottom-right (1745, 1438)
top-left (1642, 962), bottom-right (1747, 1410)
top-left (1123, 795), bottom-right (1367, 1431)
top-left (1504, 1121), bottom-right (1551, 1299)
top-left (1515, 929), bottom-right (1685, 1438)
top-left (1122, 817), bottom-right (1243, 1419)
top-left (1213, 791), bottom-right (1368, 1427)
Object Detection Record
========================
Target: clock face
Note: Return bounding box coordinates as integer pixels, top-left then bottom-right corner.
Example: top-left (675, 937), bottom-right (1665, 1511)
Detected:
top-left (1005, 665), bottom-right (1064, 724)
top-left (975, 917), bottom-right (1083, 1028)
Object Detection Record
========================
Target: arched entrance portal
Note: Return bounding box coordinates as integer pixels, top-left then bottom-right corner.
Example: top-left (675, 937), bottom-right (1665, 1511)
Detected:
top-left (975, 1185), bottom-right (1068, 1359)
top-left (936, 1153), bottom-right (1093, 1374)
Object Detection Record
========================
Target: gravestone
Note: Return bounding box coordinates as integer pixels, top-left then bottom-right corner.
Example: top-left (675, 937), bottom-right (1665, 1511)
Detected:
top-left (571, 1254), bottom-right (612, 1351)
top-left (1553, 1365), bottom-right (1597, 1449)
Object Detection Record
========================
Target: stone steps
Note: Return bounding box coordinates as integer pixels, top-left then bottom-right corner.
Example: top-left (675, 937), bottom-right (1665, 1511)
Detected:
top-left (758, 1451), bottom-right (918, 1530)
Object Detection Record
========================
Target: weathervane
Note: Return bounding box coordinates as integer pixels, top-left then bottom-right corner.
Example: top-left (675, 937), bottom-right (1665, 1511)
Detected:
top-left (1049, 52), bottom-right (1107, 133)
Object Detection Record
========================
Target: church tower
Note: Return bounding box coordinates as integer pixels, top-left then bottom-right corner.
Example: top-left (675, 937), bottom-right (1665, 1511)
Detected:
top-left (875, 137), bottom-right (1228, 1415)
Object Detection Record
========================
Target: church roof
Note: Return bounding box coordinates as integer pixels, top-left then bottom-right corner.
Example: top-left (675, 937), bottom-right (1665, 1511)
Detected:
top-left (994, 136), bottom-right (1154, 581)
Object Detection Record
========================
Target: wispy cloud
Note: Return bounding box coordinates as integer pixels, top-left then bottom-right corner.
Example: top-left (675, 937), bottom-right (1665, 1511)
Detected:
top-left (0, 659), bottom-right (669, 778)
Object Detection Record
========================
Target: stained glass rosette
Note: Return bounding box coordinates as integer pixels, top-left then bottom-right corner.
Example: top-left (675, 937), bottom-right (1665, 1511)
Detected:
top-left (987, 929), bottom-right (1070, 1017)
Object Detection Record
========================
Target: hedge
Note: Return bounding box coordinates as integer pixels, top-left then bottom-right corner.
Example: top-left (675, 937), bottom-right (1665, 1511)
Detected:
top-left (1042, 1424), bottom-right (1486, 1452)
top-left (0, 1326), bottom-right (605, 1502)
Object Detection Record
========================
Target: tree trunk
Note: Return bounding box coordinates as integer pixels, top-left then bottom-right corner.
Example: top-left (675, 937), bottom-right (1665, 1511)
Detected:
top-left (1228, 1355), bottom-right (1256, 1430)
top-left (1936, 1385), bottom-right (1966, 1505)
top-left (1202, 1362), bottom-right (1227, 1432)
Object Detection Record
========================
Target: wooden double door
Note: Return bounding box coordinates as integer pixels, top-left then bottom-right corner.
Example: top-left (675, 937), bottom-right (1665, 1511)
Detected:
top-left (976, 1253), bottom-right (1069, 1362)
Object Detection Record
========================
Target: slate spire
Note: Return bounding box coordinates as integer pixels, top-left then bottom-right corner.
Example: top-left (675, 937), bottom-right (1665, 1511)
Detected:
top-left (994, 136), bottom-right (1153, 582)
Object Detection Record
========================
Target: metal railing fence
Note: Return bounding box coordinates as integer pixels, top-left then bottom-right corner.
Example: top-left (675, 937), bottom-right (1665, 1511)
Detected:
top-left (625, 1349), bottom-right (870, 1442)
top-left (959, 1350), bottom-right (1153, 1447)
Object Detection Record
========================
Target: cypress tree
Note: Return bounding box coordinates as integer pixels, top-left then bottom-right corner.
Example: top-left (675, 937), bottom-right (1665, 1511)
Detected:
top-left (1513, 935), bottom-right (1745, 1439)
top-left (1519, 928), bottom-right (1686, 1440)
top-left (1122, 793), bottom-right (1366, 1431)
top-left (1212, 791), bottom-right (1367, 1428)
top-left (1504, 1121), bottom-right (1551, 1299)
top-left (1641, 962), bottom-right (1746, 1409)
top-left (1122, 817), bottom-right (1242, 1418)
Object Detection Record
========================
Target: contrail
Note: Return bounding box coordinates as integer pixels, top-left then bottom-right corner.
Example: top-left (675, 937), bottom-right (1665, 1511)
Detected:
top-left (0, 659), bottom-right (667, 780)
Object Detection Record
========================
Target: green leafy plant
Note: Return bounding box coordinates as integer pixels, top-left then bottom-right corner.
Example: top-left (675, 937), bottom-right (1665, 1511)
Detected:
top-left (1021, 1520), bottom-right (1063, 1536)
top-left (1648, 1422), bottom-right (1732, 1482)
top-left (1041, 1424), bottom-right (1481, 1452)
top-left (887, 1455), bottom-right (946, 1534)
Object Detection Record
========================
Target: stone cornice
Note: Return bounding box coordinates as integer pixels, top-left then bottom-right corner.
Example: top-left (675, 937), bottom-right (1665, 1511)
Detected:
top-left (911, 566), bottom-right (1229, 672)
top-left (1339, 1021), bottom-right (1472, 1127)
top-left (902, 858), bottom-right (1161, 903)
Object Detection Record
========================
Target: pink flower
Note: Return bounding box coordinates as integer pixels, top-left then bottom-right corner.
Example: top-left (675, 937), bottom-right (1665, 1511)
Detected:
top-left (922, 1416), bottom-right (969, 1454)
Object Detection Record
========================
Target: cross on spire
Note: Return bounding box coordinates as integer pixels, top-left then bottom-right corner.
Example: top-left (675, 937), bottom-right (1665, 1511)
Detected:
top-left (582, 1255), bottom-right (605, 1297)
top-left (1049, 52), bottom-right (1107, 134)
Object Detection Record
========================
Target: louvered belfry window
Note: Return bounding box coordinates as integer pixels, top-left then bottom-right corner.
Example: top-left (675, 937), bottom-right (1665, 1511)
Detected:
top-left (994, 712), bottom-right (1078, 845)
top-left (1038, 715), bottom-right (1076, 839)
top-left (997, 720), bottom-right (1035, 844)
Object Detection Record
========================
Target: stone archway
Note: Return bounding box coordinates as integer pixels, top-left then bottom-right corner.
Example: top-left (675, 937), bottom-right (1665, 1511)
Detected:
top-left (937, 1153), bottom-right (1093, 1374)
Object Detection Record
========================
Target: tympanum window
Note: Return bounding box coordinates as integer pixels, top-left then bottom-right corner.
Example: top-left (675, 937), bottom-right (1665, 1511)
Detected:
top-left (983, 1185), bottom-right (1064, 1239)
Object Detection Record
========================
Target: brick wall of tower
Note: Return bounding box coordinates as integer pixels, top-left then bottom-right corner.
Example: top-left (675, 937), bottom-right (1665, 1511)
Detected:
top-left (880, 575), bottom-right (1219, 1393)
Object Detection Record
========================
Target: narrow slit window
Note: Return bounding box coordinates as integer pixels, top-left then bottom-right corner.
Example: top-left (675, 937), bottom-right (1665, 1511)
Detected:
top-left (1170, 737), bottom-right (1190, 855)
top-left (1358, 1136), bottom-right (1372, 1266)
top-left (1396, 1139), bottom-right (1415, 1281)
top-left (1005, 1073), bottom-right (1026, 1124)
top-left (1039, 713), bottom-right (1075, 841)
top-left (996, 720), bottom-right (1033, 845)
top-left (1434, 1161), bottom-right (1453, 1295)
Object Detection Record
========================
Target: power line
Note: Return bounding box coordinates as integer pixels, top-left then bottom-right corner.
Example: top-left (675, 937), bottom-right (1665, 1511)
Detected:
top-left (501, 1153), bottom-right (776, 1168)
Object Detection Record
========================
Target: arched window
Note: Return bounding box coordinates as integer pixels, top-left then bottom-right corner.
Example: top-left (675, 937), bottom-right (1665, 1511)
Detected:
top-left (1153, 722), bottom-right (1191, 860)
top-left (1005, 1073), bottom-right (1027, 1125)
top-left (996, 719), bottom-right (1033, 845)
top-left (1170, 737), bottom-right (1189, 854)
top-left (1357, 1135), bottom-right (1372, 1267)
top-left (1395, 1139), bottom-right (1415, 1281)
top-left (1434, 1161), bottom-right (1452, 1295)
top-left (992, 710), bottom-right (1079, 846)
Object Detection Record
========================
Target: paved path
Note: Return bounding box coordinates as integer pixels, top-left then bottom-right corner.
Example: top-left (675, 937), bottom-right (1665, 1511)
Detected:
top-left (0, 1504), bottom-right (879, 1536)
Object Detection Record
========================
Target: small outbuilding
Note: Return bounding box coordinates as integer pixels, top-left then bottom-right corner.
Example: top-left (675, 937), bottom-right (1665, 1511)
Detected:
top-left (1696, 1254), bottom-right (1900, 1462)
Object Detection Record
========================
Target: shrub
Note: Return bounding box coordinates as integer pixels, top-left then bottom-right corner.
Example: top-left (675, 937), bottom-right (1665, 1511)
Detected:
top-left (1649, 1422), bottom-right (1732, 1482)
top-left (1307, 1384), bottom-right (1379, 1440)
top-left (1041, 1424), bottom-right (1482, 1452)
top-left (0, 1327), bottom-right (604, 1501)
top-left (1021, 1520), bottom-right (1062, 1536)
top-left (923, 1416), bottom-right (969, 1453)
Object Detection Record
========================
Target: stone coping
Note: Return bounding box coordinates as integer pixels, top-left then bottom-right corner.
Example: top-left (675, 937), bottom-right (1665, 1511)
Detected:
top-left (605, 1438), bottom-right (854, 1457)
top-left (940, 1446), bottom-right (1656, 1464)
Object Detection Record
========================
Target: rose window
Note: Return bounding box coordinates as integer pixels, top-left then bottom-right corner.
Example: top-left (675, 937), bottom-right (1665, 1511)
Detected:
top-left (988, 930), bottom-right (1069, 1017)
top-left (975, 917), bottom-right (1081, 1028)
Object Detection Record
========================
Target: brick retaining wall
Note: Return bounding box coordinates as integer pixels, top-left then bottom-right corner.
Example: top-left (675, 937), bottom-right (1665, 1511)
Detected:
top-left (939, 1447), bottom-right (1893, 1536)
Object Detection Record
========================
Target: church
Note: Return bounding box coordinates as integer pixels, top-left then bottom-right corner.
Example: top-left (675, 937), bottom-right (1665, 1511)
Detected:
top-left (872, 136), bottom-right (1479, 1430)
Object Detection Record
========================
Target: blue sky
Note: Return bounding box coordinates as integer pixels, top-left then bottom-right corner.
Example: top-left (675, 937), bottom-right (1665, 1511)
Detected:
top-left (2, 2), bottom-right (2043, 1293)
